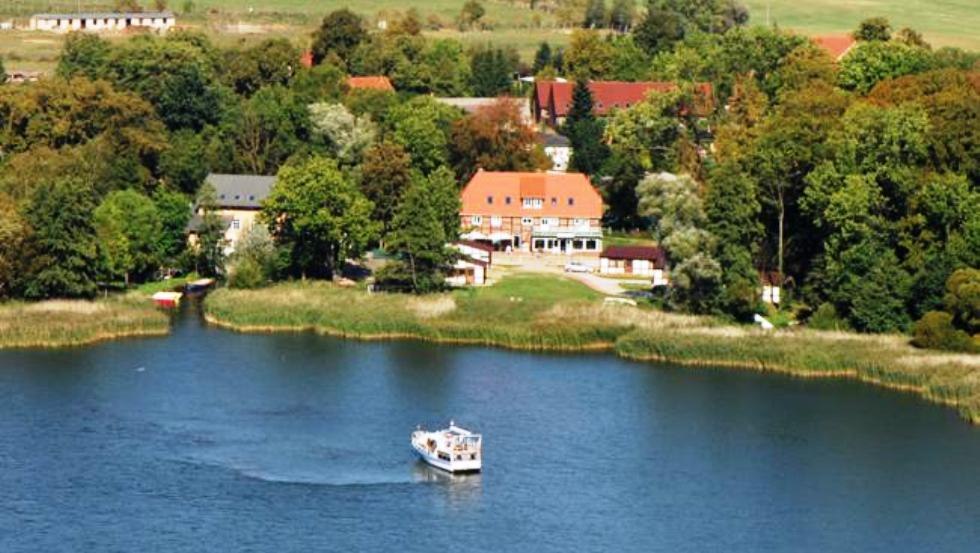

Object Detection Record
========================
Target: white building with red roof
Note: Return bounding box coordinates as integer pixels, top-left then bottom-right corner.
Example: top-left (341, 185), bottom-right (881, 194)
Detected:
top-left (460, 170), bottom-right (604, 254)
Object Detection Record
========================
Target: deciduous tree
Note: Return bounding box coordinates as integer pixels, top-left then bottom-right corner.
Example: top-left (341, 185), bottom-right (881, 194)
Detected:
top-left (450, 98), bottom-right (549, 181)
top-left (311, 9), bottom-right (367, 67)
top-left (261, 156), bottom-right (378, 279)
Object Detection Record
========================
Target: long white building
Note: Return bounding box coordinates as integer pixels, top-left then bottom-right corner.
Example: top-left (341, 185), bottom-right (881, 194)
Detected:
top-left (29, 12), bottom-right (175, 33)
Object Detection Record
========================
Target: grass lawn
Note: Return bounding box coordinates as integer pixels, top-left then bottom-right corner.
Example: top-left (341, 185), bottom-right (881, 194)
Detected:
top-left (205, 273), bottom-right (980, 424)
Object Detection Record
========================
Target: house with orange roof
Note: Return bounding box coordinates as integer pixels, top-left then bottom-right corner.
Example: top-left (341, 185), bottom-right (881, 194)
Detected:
top-left (533, 80), bottom-right (714, 127)
top-left (346, 76), bottom-right (395, 92)
top-left (812, 35), bottom-right (856, 61)
top-left (459, 170), bottom-right (604, 253)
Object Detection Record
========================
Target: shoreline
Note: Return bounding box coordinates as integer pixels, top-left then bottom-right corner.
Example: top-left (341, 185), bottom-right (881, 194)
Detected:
top-left (204, 311), bottom-right (980, 426)
top-left (0, 327), bottom-right (171, 350)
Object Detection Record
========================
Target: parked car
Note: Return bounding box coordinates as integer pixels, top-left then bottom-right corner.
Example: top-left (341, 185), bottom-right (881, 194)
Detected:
top-left (564, 261), bottom-right (592, 273)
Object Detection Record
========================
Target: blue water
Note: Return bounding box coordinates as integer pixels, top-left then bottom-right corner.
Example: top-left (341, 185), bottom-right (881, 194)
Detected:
top-left (1, 304), bottom-right (978, 552)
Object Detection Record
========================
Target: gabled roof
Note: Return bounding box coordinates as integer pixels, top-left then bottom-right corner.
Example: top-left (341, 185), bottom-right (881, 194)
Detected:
top-left (812, 35), bottom-right (856, 61)
top-left (460, 170), bottom-right (603, 218)
top-left (538, 81), bottom-right (715, 117)
top-left (32, 12), bottom-right (174, 19)
top-left (601, 246), bottom-right (667, 268)
top-left (205, 173), bottom-right (276, 209)
top-left (347, 76), bottom-right (395, 91)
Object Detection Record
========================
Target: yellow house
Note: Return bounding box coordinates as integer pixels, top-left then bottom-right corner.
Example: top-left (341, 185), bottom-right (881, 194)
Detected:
top-left (189, 174), bottom-right (276, 254)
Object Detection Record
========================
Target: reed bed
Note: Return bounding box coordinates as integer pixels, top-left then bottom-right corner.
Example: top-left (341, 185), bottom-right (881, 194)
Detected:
top-left (204, 275), bottom-right (980, 424)
top-left (0, 295), bottom-right (170, 349)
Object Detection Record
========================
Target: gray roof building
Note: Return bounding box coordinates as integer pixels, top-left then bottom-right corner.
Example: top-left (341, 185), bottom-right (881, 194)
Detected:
top-left (206, 174), bottom-right (276, 210)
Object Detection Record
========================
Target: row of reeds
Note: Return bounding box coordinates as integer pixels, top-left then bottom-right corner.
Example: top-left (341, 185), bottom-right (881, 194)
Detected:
top-left (0, 295), bottom-right (170, 349)
top-left (203, 276), bottom-right (980, 424)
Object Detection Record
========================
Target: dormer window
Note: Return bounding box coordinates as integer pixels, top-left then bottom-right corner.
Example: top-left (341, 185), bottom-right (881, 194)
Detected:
top-left (551, 197), bottom-right (557, 206)
top-left (522, 197), bottom-right (543, 209)
top-left (568, 197), bottom-right (575, 206)
top-left (487, 195), bottom-right (493, 205)
top-left (505, 196), bottom-right (512, 205)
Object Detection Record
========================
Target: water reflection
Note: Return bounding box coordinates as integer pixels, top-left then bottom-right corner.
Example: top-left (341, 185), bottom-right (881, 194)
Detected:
top-left (411, 461), bottom-right (483, 507)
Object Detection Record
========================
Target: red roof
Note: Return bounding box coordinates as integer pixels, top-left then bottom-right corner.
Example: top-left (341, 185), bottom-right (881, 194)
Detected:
top-left (600, 246), bottom-right (667, 268)
top-left (300, 50), bottom-right (313, 69)
top-left (812, 35), bottom-right (856, 61)
top-left (456, 240), bottom-right (494, 253)
top-left (347, 76), bottom-right (395, 91)
top-left (537, 80), bottom-right (714, 117)
top-left (460, 171), bottom-right (603, 219)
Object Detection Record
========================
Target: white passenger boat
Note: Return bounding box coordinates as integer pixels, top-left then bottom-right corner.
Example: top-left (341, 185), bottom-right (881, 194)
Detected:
top-left (411, 421), bottom-right (482, 473)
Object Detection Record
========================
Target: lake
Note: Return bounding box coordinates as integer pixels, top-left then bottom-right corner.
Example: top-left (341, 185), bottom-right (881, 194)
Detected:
top-left (1, 303), bottom-right (978, 552)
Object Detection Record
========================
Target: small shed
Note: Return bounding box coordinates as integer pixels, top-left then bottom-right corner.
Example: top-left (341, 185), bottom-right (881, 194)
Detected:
top-left (599, 246), bottom-right (669, 285)
top-left (446, 257), bottom-right (488, 287)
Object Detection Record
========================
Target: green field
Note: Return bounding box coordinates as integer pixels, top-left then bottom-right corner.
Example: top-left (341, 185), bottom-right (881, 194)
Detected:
top-left (1, 1), bottom-right (977, 72)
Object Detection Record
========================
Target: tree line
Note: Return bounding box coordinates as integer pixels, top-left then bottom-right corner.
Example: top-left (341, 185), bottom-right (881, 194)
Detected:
top-left (0, 15), bottom-right (550, 299)
top-left (542, 8), bottom-right (977, 349)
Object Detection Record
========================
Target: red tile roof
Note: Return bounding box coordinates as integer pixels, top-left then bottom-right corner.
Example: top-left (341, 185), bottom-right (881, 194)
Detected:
top-left (812, 35), bottom-right (856, 61)
top-left (537, 80), bottom-right (714, 117)
top-left (600, 246), bottom-right (667, 268)
top-left (347, 76), bottom-right (395, 91)
top-left (300, 50), bottom-right (314, 69)
top-left (460, 171), bottom-right (603, 219)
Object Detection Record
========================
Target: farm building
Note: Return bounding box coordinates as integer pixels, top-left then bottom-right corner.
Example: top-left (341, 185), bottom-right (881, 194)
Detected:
top-left (29, 12), bottom-right (175, 33)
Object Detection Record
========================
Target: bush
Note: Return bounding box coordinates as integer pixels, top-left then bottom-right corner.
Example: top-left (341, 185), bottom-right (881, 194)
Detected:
top-left (911, 311), bottom-right (976, 352)
top-left (808, 302), bottom-right (852, 331)
top-left (227, 257), bottom-right (267, 289)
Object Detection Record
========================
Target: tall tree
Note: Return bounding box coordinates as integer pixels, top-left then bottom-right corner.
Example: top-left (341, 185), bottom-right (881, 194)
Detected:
top-left (153, 187), bottom-right (192, 264)
top-left (450, 98), bottom-right (550, 180)
top-left (583, 0), bottom-right (607, 29)
top-left (359, 141), bottom-right (414, 234)
top-left (564, 80), bottom-right (609, 175)
top-left (311, 9), bottom-right (367, 67)
top-left (609, 0), bottom-right (635, 32)
top-left (853, 17), bottom-right (892, 42)
top-left (193, 183), bottom-right (227, 278)
top-left (470, 47), bottom-right (516, 97)
top-left (160, 130), bottom-right (209, 194)
top-left (308, 102), bottom-right (377, 165)
top-left (20, 178), bottom-right (101, 299)
top-left (637, 172), bottom-right (721, 313)
top-left (261, 156), bottom-right (378, 279)
top-left (0, 194), bottom-right (26, 298)
top-left (94, 190), bottom-right (164, 286)
top-left (532, 42), bottom-right (552, 74)
top-left (384, 179), bottom-right (455, 293)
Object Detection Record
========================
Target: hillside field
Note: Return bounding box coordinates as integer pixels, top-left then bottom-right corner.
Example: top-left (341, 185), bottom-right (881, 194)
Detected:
top-left (1, 1), bottom-right (977, 71)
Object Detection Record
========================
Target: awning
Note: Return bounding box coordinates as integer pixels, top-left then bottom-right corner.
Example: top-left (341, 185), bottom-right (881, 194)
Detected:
top-left (531, 229), bottom-right (602, 239)
top-left (488, 232), bottom-right (514, 242)
top-left (461, 230), bottom-right (488, 240)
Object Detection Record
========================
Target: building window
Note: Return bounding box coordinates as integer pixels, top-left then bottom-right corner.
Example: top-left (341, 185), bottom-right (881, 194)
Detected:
top-left (232, 219), bottom-right (240, 230)
top-left (540, 217), bottom-right (556, 227)
top-left (586, 240), bottom-right (597, 250)
top-left (572, 218), bottom-right (586, 227)
top-left (505, 196), bottom-right (512, 205)
top-left (487, 195), bottom-right (493, 205)
top-left (521, 217), bottom-right (533, 226)
top-left (522, 197), bottom-right (543, 209)
top-left (551, 197), bottom-right (557, 206)
top-left (568, 197), bottom-right (575, 206)
top-left (471, 215), bottom-right (483, 225)
top-left (248, 195), bottom-right (255, 201)
top-left (490, 216), bottom-right (502, 228)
